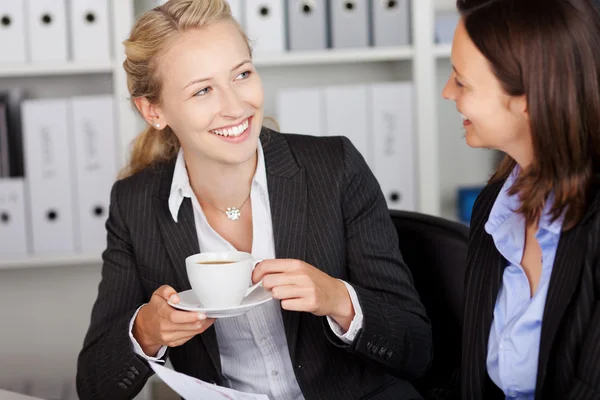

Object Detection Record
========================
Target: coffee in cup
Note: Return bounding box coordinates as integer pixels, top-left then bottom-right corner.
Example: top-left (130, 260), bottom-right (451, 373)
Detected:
top-left (185, 251), bottom-right (262, 309)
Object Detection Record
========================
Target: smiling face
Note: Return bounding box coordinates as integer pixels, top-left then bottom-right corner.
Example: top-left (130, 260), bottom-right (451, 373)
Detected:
top-left (442, 20), bottom-right (532, 165)
top-left (149, 20), bottom-right (264, 167)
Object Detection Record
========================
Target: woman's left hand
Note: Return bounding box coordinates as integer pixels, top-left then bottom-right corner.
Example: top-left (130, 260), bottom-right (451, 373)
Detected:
top-left (252, 259), bottom-right (355, 330)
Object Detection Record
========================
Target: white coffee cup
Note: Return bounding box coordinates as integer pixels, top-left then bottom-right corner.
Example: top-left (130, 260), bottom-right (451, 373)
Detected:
top-left (185, 251), bottom-right (263, 309)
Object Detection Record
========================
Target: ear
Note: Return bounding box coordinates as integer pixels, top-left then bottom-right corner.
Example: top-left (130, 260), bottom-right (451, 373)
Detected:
top-left (133, 97), bottom-right (167, 130)
top-left (508, 94), bottom-right (528, 117)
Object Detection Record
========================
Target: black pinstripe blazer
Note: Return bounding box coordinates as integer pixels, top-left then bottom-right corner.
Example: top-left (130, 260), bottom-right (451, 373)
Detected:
top-left (462, 179), bottom-right (600, 399)
top-left (76, 129), bottom-right (433, 400)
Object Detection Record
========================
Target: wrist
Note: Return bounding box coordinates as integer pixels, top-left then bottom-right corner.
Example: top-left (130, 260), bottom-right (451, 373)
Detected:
top-left (330, 280), bottom-right (355, 328)
top-left (133, 308), bottom-right (162, 357)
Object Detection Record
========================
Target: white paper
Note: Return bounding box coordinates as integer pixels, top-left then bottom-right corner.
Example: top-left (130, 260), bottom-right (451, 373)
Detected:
top-left (0, 389), bottom-right (44, 400)
top-left (149, 362), bottom-right (270, 400)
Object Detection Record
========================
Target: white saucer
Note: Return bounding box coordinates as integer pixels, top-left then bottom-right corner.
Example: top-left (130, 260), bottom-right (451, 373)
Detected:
top-left (168, 286), bottom-right (274, 318)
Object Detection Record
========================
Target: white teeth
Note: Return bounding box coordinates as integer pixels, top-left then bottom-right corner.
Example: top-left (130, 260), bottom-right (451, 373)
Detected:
top-left (212, 119), bottom-right (249, 137)
top-left (460, 113), bottom-right (469, 121)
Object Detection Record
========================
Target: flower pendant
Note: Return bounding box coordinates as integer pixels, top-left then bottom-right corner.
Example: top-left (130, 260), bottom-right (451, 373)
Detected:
top-left (225, 207), bottom-right (241, 221)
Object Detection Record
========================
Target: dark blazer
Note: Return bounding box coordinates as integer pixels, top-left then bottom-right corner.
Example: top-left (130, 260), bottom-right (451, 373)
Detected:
top-left (462, 179), bottom-right (600, 399)
top-left (76, 129), bottom-right (432, 400)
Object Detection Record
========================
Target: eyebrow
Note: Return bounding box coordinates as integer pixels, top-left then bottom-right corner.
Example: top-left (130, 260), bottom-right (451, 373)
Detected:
top-left (452, 65), bottom-right (461, 76)
top-left (183, 60), bottom-right (252, 90)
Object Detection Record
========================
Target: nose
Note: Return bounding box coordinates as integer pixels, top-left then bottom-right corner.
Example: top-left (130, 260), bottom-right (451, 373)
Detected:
top-left (442, 77), bottom-right (455, 101)
top-left (219, 86), bottom-right (245, 120)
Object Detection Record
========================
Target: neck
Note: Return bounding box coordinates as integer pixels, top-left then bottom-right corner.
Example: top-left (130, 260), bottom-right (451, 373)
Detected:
top-left (506, 133), bottom-right (533, 172)
top-left (185, 151), bottom-right (258, 210)
top-left (506, 138), bottom-right (534, 171)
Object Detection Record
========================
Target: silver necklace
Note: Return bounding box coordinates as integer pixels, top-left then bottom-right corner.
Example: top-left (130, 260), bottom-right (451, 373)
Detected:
top-left (200, 193), bottom-right (251, 221)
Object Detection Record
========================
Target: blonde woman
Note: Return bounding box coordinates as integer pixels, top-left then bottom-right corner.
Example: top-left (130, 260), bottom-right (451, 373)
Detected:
top-left (76, 1), bottom-right (431, 399)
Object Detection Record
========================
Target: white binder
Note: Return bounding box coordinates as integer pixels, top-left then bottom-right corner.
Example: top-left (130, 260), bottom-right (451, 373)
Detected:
top-left (277, 87), bottom-right (324, 136)
top-left (324, 84), bottom-right (371, 166)
top-left (371, 0), bottom-right (411, 47)
top-left (244, 0), bottom-right (285, 54)
top-left (370, 82), bottom-right (416, 211)
top-left (70, 95), bottom-right (117, 252)
top-left (330, 0), bottom-right (370, 48)
top-left (286, 0), bottom-right (328, 51)
top-left (22, 99), bottom-right (76, 253)
top-left (26, 0), bottom-right (68, 62)
top-left (69, 0), bottom-right (111, 61)
top-left (0, 0), bottom-right (27, 64)
top-left (0, 178), bottom-right (29, 255)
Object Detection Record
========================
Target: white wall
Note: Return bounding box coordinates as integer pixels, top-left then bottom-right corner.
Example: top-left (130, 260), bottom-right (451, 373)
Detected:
top-left (0, 265), bottom-right (101, 396)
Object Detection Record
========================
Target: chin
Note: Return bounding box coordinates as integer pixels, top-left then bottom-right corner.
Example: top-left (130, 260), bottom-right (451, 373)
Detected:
top-left (465, 130), bottom-right (485, 149)
top-left (223, 141), bottom-right (259, 165)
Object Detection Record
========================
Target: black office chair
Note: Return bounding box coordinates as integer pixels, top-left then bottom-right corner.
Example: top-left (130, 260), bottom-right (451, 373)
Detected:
top-left (390, 210), bottom-right (468, 400)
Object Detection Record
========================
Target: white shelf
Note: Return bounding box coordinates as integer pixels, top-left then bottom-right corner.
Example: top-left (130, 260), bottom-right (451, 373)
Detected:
top-left (0, 253), bottom-right (102, 270)
top-left (0, 61), bottom-right (114, 78)
top-left (253, 46), bottom-right (414, 67)
top-left (435, 44), bottom-right (452, 58)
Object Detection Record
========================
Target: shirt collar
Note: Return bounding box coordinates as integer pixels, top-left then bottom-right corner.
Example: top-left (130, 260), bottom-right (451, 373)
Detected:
top-left (168, 139), bottom-right (267, 222)
top-left (485, 166), bottom-right (564, 235)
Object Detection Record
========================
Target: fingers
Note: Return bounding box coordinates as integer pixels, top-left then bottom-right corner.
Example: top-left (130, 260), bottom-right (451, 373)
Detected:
top-left (276, 287), bottom-right (320, 314)
top-left (165, 308), bottom-right (205, 324)
top-left (262, 273), bottom-right (299, 290)
top-left (157, 318), bottom-right (216, 347)
top-left (270, 285), bottom-right (305, 300)
top-left (153, 285), bottom-right (179, 303)
top-left (252, 259), bottom-right (302, 282)
top-left (169, 319), bottom-right (215, 347)
top-left (159, 318), bottom-right (211, 333)
top-left (281, 298), bottom-right (318, 313)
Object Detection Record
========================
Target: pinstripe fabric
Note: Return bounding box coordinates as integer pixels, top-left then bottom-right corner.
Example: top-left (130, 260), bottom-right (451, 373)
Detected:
top-left (462, 180), bottom-right (600, 400)
top-left (76, 129), bottom-right (432, 400)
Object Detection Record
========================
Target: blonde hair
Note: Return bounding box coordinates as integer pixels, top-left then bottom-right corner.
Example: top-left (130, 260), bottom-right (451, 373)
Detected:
top-left (120, 0), bottom-right (251, 178)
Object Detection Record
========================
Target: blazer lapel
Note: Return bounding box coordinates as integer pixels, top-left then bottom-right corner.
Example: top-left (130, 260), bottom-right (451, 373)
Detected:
top-left (535, 200), bottom-right (598, 396)
top-left (465, 237), bottom-right (505, 397)
top-left (463, 182), bottom-right (505, 398)
top-left (262, 131), bottom-right (308, 363)
top-left (153, 160), bottom-right (222, 376)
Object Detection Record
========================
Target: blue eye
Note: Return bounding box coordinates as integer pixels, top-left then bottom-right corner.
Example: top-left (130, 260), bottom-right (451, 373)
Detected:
top-left (193, 87), bottom-right (211, 97)
top-left (236, 71), bottom-right (251, 80)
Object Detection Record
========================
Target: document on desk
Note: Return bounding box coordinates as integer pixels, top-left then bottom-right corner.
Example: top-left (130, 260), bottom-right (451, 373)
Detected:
top-left (149, 362), bottom-right (269, 400)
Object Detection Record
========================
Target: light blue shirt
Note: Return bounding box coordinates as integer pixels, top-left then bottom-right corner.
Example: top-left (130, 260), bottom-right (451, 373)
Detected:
top-left (485, 167), bottom-right (564, 399)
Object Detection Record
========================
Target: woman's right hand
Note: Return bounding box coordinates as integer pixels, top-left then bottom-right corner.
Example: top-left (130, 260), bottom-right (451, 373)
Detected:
top-left (132, 285), bottom-right (215, 357)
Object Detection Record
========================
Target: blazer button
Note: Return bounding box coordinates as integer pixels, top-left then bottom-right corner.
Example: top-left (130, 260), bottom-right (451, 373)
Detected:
top-left (123, 378), bottom-right (132, 386)
top-left (366, 341), bottom-right (373, 351)
top-left (118, 382), bottom-right (128, 390)
top-left (126, 371), bottom-right (135, 380)
top-left (379, 347), bottom-right (387, 357)
top-left (130, 366), bottom-right (140, 375)
top-left (385, 350), bottom-right (393, 360)
top-left (371, 346), bottom-right (379, 355)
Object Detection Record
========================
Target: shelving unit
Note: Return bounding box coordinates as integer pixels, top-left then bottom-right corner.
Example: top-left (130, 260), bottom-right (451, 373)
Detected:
top-left (0, 1), bottom-right (495, 398)
top-left (0, 0), bottom-right (481, 270)
top-left (435, 44), bottom-right (452, 58)
top-left (253, 45), bottom-right (414, 66)
top-left (0, 62), bottom-right (114, 78)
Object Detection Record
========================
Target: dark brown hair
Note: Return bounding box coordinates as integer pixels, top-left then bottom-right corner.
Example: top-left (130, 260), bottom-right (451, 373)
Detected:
top-left (457, 0), bottom-right (600, 229)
